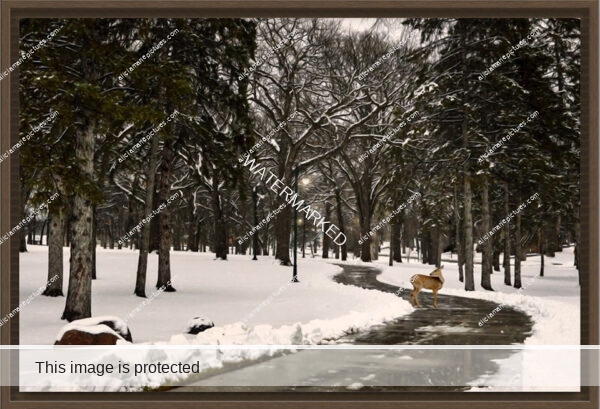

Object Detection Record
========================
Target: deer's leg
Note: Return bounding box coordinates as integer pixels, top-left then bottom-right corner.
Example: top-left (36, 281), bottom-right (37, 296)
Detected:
top-left (433, 289), bottom-right (438, 308)
top-left (414, 288), bottom-right (422, 307)
top-left (410, 288), bottom-right (420, 307)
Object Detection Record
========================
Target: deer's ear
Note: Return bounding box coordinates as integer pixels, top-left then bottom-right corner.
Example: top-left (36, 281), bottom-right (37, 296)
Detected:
top-left (440, 265), bottom-right (444, 269)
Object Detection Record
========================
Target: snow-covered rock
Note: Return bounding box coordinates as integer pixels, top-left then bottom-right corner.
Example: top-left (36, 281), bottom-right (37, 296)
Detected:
top-left (185, 317), bottom-right (215, 335)
top-left (55, 325), bottom-right (123, 345)
top-left (55, 316), bottom-right (132, 343)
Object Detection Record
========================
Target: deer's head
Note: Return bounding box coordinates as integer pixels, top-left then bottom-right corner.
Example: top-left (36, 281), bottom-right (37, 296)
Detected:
top-left (429, 265), bottom-right (444, 282)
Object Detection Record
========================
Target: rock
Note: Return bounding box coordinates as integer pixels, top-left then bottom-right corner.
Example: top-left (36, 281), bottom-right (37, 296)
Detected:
top-left (55, 327), bottom-right (122, 345)
top-left (185, 317), bottom-right (214, 335)
top-left (54, 316), bottom-right (132, 345)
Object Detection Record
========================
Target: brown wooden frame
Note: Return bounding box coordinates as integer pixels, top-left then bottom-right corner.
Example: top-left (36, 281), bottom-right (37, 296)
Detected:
top-left (1, 1), bottom-right (598, 408)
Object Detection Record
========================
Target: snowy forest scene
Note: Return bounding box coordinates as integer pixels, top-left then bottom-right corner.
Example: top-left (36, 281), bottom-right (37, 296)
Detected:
top-left (14, 17), bottom-right (582, 392)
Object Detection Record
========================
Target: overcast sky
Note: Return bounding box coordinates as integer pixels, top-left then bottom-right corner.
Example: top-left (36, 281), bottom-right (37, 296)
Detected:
top-left (336, 18), bottom-right (412, 42)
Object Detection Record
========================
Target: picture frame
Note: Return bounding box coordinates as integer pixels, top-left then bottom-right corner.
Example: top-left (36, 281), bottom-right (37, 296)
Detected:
top-left (1, 0), bottom-right (598, 408)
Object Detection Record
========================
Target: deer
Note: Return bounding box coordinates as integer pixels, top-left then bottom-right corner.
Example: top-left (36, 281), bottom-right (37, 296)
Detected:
top-left (409, 265), bottom-right (444, 308)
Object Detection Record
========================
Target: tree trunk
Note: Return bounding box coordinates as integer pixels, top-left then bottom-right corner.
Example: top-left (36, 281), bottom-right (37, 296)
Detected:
top-left (101, 226), bottom-right (107, 249)
top-left (544, 214), bottom-right (559, 256)
top-left (149, 196), bottom-right (160, 253)
top-left (212, 174), bottom-right (228, 260)
top-left (492, 249), bottom-right (500, 271)
top-left (322, 202), bottom-right (331, 259)
top-left (322, 236), bottom-right (329, 258)
top-left (389, 224), bottom-right (394, 267)
top-left (551, 30), bottom-right (570, 277)
top-left (554, 214), bottom-right (562, 252)
top-left (463, 173), bottom-right (474, 291)
top-left (40, 218), bottom-right (49, 245)
top-left (481, 177), bottom-right (493, 290)
top-left (116, 204), bottom-right (124, 249)
top-left (62, 125), bottom-right (94, 322)
top-left (172, 214), bottom-right (182, 251)
top-left (30, 216), bottom-right (38, 244)
top-left (574, 202), bottom-right (580, 287)
top-left (65, 210), bottom-right (72, 247)
top-left (27, 214), bottom-right (34, 245)
top-left (20, 229), bottom-right (28, 252)
top-left (156, 134), bottom-right (176, 291)
top-left (103, 223), bottom-right (111, 243)
top-left (538, 227), bottom-right (545, 277)
top-left (436, 229), bottom-right (442, 267)
top-left (372, 233), bottom-right (379, 260)
top-left (420, 228), bottom-right (428, 265)
top-left (457, 220), bottom-right (464, 282)
top-left (454, 184), bottom-right (464, 282)
top-left (392, 222), bottom-right (402, 262)
top-left (545, 218), bottom-right (556, 257)
top-left (503, 182), bottom-right (511, 286)
top-left (359, 212), bottom-right (372, 262)
top-left (91, 204), bottom-right (97, 280)
top-left (135, 122), bottom-right (160, 298)
top-left (459, 26), bottom-right (474, 291)
top-left (29, 214), bottom-right (38, 244)
top-left (188, 211), bottom-right (199, 252)
top-left (275, 199), bottom-right (292, 265)
top-left (416, 230), bottom-right (421, 262)
top-left (514, 192), bottom-right (523, 289)
top-left (198, 226), bottom-right (203, 252)
top-left (335, 190), bottom-right (347, 261)
top-left (202, 232), bottom-right (207, 252)
top-left (427, 229), bottom-right (435, 265)
top-left (427, 226), bottom-right (440, 266)
top-left (108, 222), bottom-right (115, 249)
top-left (262, 227), bottom-right (270, 256)
top-left (43, 204), bottom-right (64, 297)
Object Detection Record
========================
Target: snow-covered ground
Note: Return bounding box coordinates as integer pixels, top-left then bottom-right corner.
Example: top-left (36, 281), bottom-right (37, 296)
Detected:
top-left (19, 245), bottom-right (412, 391)
top-left (20, 245), bottom-right (413, 345)
top-left (17, 245), bottom-right (581, 391)
top-left (336, 246), bottom-right (581, 391)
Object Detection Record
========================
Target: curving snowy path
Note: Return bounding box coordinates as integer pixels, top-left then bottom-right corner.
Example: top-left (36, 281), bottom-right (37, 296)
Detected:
top-left (174, 263), bottom-right (533, 391)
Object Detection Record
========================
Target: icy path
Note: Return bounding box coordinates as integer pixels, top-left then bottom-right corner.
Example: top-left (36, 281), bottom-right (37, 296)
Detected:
top-left (174, 264), bottom-right (533, 391)
top-left (332, 264), bottom-right (533, 346)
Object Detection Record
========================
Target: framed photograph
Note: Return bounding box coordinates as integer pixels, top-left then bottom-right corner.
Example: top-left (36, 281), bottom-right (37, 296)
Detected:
top-left (1, 0), bottom-right (598, 408)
